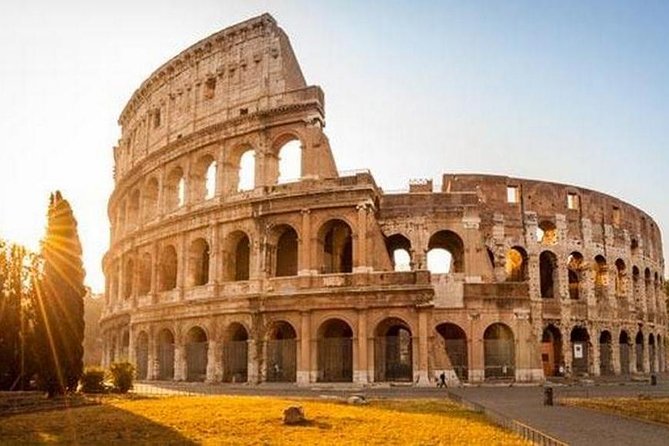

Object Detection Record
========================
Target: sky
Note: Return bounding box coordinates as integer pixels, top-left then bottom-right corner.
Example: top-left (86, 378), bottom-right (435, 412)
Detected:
top-left (1, 0), bottom-right (668, 293)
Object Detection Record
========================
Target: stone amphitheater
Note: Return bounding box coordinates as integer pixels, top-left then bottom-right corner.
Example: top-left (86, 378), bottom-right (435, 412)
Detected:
top-left (101, 14), bottom-right (667, 385)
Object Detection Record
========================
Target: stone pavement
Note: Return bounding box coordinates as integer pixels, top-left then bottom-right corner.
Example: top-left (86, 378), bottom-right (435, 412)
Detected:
top-left (449, 383), bottom-right (669, 446)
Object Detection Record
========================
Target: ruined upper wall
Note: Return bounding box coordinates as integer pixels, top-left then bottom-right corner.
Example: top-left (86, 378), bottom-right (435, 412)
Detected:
top-left (113, 13), bottom-right (320, 181)
top-left (442, 173), bottom-right (664, 264)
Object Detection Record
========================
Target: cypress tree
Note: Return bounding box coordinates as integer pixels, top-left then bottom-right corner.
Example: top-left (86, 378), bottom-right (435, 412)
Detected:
top-left (35, 191), bottom-right (86, 396)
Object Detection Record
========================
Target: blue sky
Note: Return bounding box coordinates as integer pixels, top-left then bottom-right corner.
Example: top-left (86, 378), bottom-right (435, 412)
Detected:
top-left (0, 0), bottom-right (667, 291)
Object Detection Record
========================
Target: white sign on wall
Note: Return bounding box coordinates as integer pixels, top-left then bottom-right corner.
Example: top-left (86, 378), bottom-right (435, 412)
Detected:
top-left (574, 343), bottom-right (583, 359)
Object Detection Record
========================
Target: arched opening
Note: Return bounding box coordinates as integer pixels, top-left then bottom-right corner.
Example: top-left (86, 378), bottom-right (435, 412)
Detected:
top-left (138, 253), bottom-right (152, 295)
top-left (121, 330), bottom-right (130, 360)
top-left (274, 225), bottom-right (298, 277)
top-left (165, 167), bottom-right (185, 211)
top-left (266, 321), bottom-right (297, 382)
top-left (632, 266), bottom-right (641, 305)
top-left (143, 177), bottom-right (159, 221)
top-left (157, 329), bottom-right (175, 380)
top-left (185, 327), bottom-right (208, 382)
top-left (599, 331), bottom-right (613, 376)
top-left (615, 259), bottom-right (626, 296)
top-left (570, 326), bottom-right (590, 375)
top-left (222, 231), bottom-right (251, 282)
top-left (127, 189), bottom-right (140, 229)
top-left (385, 234), bottom-right (412, 272)
top-left (277, 139), bottom-right (301, 184)
top-left (436, 323), bottom-right (468, 381)
top-left (537, 220), bottom-right (557, 245)
top-left (123, 258), bottom-right (134, 299)
top-left (649, 334), bottom-right (656, 373)
top-left (317, 319), bottom-right (353, 382)
top-left (109, 335), bottom-right (117, 364)
top-left (541, 325), bottom-right (563, 377)
top-left (188, 238), bottom-right (210, 287)
top-left (635, 331), bottom-right (645, 373)
top-left (483, 323), bottom-right (515, 379)
top-left (505, 247), bottom-right (528, 282)
top-left (374, 318), bottom-right (413, 382)
top-left (619, 331), bottom-right (630, 375)
top-left (644, 268), bottom-right (653, 310)
top-left (594, 256), bottom-right (608, 302)
top-left (191, 155), bottom-right (216, 202)
top-left (319, 220), bottom-right (353, 274)
top-left (567, 252), bottom-right (583, 299)
top-left (222, 323), bottom-right (249, 383)
top-left (427, 230), bottom-right (464, 274)
top-left (539, 251), bottom-right (558, 298)
top-left (159, 245), bottom-right (178, 291)
top-left (135, 332), bottom-right (149, 380)
top-left (238, 150), bottom-right (255, 191)
top-left (631, 238), bottom-right (639, 255)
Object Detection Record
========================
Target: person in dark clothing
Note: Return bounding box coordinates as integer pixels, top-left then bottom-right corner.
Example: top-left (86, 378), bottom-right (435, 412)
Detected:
top-left (437, 371), bottom-right (447, 388)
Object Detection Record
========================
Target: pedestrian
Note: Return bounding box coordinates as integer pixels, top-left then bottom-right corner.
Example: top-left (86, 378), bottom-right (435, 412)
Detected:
top-left (437, 371), bottom-right (447, 388)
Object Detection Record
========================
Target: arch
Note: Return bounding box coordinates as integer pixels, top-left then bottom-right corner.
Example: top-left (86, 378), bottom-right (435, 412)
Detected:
top-left (135, 331), bottom-right (149, 380)
top-left (385, 234), bottom-right (412, 272)
top-left (159, 245), bottom-right (178, 291)
top-left (615, 259), bottom-right (626, 296)
top-left (317, 318), bottom-right (354, 382)
top-left (537, 220), bottom-right (557, 244)
top-left (567, 252), bottom-right (584, 299)
top-left (138, 253), bottom-right (152, 295)
top-left (188, 238), bottom-right (210, 287)
top-left (127, 189), bottom-right (141, 228)
top-left (157, 329), bottom-right (175, 380)
top-left (505, 246), bottom-right (528, 282)
top-left (192, 154), bottom-right (216, 202)
top-left (319, 219), bottom-right (353, 274)
top-left (599, 330), bottom-right (613, 376)
top-left (374, 318), bottom-right (413, 382)
top-left (143, 177), bottom-right (159, 220)
top-left (435, 323), bottom-right (468, 381)
top-left (570, 326), bottom-right (590, 375)
top-left (427, 230), bottom-right (465, 274)
top-left (274, 225), bottom-right (299, 277)
top-left (238, 149), bottom-right (255, 191)
top-left (185, 326), bottom-right (208, 382)
top-left (123, 258), bottom-right (134, 299)
top-left (165, 166), bottom-right (185, 210)
top-left (649, 333), bottom-right (656, 373)
top-left (539, 251), bottom-right (558, 298)
top-left (632, 266), bottom-right (641, 304)
top-left (277, 139), bottom-right (301, 184)
top-left (483, 323), bottom-right (515, 379)
top-left (619, 330), bottom-right (630, 375)
top-left (224, 231), bottom-right (250, 281)
top-left (541, 324), bottom-right (563, 377)
top-left (222, 323), bottom-right (249, 383)
top-left (594, 256), bottom-right (608, 301)
top-left (635, 330), bottom-right (645, 373)
top-left (266, 321), bottom-right (297, 382)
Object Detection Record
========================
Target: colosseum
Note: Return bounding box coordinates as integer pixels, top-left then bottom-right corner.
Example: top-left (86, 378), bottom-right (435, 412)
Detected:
top-left (101, 14), bottom-right (667, 385)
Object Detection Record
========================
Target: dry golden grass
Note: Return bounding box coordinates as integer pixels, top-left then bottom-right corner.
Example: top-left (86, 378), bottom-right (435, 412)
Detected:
top-left (0, 395), bottom-right (529, 445)
top-left (563, 397), bottom-right (669, 425)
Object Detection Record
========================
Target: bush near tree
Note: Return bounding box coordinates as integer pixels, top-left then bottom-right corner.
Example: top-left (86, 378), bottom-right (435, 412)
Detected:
top-left (109, 362), bottom-right (135, 394)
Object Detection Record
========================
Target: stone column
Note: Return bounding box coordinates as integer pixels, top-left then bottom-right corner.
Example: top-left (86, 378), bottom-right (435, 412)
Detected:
top-left (298, 209), bottom-right (314, 275)
top-left (353, 202), bottom-right (370, 273)
top-left (178, 233), bottom-right (187, 300)
top-left (416, 310), bottom-right (430, 386)
top-left (209, 224), bottom-right (220, 286)
top-left (355, 310), bottom-right (369, 384)
top-left (468, 313), bottom-right (484, 382)
top-left (297, 311), bottom-right (311, 384)
top-left (150, 242), bottom-right (159, 303)
top-left (247, 339), bottom-right (260, 384)
top-left (174, 343), bottom-right (186, 381)
top-left (148, 334), bottom-right (158, 380)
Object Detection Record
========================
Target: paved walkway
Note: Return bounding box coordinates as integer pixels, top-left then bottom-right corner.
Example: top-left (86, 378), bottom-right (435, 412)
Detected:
top-left (449, 384), bottom-right (669, 446)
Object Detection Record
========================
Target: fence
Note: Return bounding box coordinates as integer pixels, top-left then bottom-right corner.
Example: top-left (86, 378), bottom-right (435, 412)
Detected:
top-left (446, 391), bottom-right (568, 446)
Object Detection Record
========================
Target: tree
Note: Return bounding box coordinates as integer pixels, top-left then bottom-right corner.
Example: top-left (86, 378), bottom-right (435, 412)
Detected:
top-left (34, 191), bottom-right (86, 396)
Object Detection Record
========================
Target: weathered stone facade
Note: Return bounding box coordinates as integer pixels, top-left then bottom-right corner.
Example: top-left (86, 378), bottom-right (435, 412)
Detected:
top-left (101, 14), bottom-right (667, 385)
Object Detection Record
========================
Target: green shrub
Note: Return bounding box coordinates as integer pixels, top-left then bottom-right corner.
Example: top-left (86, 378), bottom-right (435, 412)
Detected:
top-left (80, 367), bottom-right (107, 394)
top-left (110, 362), bottom-right (135, 393)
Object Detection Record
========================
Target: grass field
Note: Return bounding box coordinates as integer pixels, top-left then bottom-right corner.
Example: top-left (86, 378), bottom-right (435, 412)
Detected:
top-left (563, 397), bottom-right (669, 426)
top-left (0, 395), bottom-right (529, 445)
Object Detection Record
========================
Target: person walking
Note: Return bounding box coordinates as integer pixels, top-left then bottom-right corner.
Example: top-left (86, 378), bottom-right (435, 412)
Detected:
top-left (437, 371), bottom-right (447, 388)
